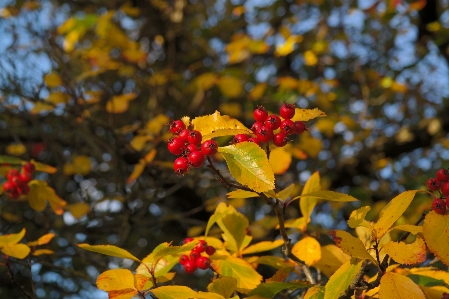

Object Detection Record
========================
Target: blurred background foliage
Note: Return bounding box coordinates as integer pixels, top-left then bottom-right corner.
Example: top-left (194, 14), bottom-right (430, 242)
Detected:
top-left (0, 0), bottom-right (448, 298)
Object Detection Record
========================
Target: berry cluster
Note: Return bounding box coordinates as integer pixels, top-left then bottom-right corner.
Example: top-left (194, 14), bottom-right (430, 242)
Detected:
top-left (426, 168), bottom-right (449, 215)
top-left (167, 120), bottom-right (218, 175)
top-left (234, 104), bottom-right (306, 147)
top-left (179, 238), bottom-right (215, 274)
top-left (442, 293), bottom-right (448, 299)
top-left (3, 162), bottom-right (35, 199)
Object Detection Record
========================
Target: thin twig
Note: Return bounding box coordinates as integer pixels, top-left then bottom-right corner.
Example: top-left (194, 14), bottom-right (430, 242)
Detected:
top-left (27, 260), bottom-right (37, 299)
top-left (5, 259), bottom-right (34, 299)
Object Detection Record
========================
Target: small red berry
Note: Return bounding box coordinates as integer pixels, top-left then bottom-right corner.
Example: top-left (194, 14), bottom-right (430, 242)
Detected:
top-left (201, 140), bottom-right (218, 156)
top-left (273, 133), bottom-right (289, 147)
top-left (256, 126), bottom-right (273, 143)
top-left (280, 103), bottom-right (295, 119)
top-left (188, 130), bottom-right (202, 145)
top-left (427, 178), bottom-right (441, 191)
top-left (168, 138), bottom-right (185, 155)
top-left (17, 183), bottom-right (30, 195)
top-left (188, 151), bottom-right (205, 168)
top-left (233, 134), bottom-right (249, 144)
top-left (253, 106), bottom-right (268, 122)
top-left (248, 137), bottom-right (261, 146)
top-left (280, 119), bottom-right (295, 135)
top-left (7, 169), bottom-right (20, 181)
top-left (195, 240), bottom-right (207, 253)
top-left (196, 256), bottom-right (211, 270)
top-left (432, 198), bottom-right (447, 215)
top-left (20, 173), bottom-right (33, 184)
top-left (190, 249), bottom-right (201, 261)
top-left (441, 182), bottom-right (449, 196)
top-left (251, 122), bottom-right (264, 133)
top-left (174, 157), bottom-right (189, 175)
top-left (183, 260), bottom-right (197, 274)
top-left (205, 246), bottom-right (215, 255)
top-left (179, 255), bottom-right (189, 265)
top-left (23, 162), bottom-right (35, 174)
top-left (8, 191), bottom-right (20, 199)
top-left (265, 115), bottom-right (281, 130)
top-left (178, 129), bottom-right (191, 142)
top-left (184, 238), bottom-right (194, 244)
top-left (3, 181), bottom-right (15, 193)
top-left (294, 121), bottom-right (305, 134)
top-left (442, 293), bottom-right (449, 299)
top-left (436, 168), bottom-right (449, 182)
top-left (183, 144), bottom-right (199, 157)
top-left (169, 120), bottom-right (186, 134)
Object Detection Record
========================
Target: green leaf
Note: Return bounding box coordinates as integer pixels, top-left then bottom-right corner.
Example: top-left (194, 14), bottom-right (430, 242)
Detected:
top-left (218, 142), bottom-right (275, 193)
top-left (304, 286), bottom-right (325, 299)
top-left (226, 190), bottom-right (259, 198)
top-left (217, 211), bottom-right (249, 253)
top-left (408, 274), bottom-right (447, 288)
top-left (324, 259), bottom-right (363, 299)
top-left (0, 155), bottom-right (23, 165)
top-left (208, 276), bottom-right (238, 298)
top-left (248, 281), bottom-right (310, 298)
top-left (77, 244), bottom-right (141, 263)
top-left (136, 244), bottom-right (179, 278)
top-left (298, 171), bottom-right (320, 222)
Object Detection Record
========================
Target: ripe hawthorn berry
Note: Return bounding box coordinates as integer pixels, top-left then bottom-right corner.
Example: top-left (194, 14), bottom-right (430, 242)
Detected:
top-left (273, 133), bottom-right (289, 147)
top-left (253, 106), bottom-right (268, 122)
top-left (442, 293), bottom-right (449, 299)
top-left (432, 198), bottom-right (447, 215)
top-left (183, 144), bottom-right (199, 157)
top-left (442, 182), bottom-right (449, 196)
top-left (201, 140), bottom-right (218, 156)
top-left (183, 260), bottom-right (197, 274)
top-left (294, 121), bottom-right (305, 134)
top-left (190, 249), bottom-right (201, 261)
top-left (256, 126), bottom-right (273, 143)
top-left (20, 172), bottom-right (33, 184)
top-left (184, 238), bottom-right (194, 244)
top-left (174, 157), bottom-right (189, 175)
top-left (23, 162), bottom-right (35, 174)
top-left (265, 115), bottom-right (281, 130)
top-left (280, 119), bottom-right (295, 135)
top-left (205, 246), bottom-right (215, 255)
top-left (7, 169), bottom-right (19, 181)
top-left (169, 120), bottom-right (186, 134)
top-left (3, 181), bottom-right (15, 193)
top-left (251, 122), bottom-right (264, 133)
top-left (179, 255), bottom-right (189, 265)
top-left (195, 240), bottom-right (207, 253)
top-left (280, 103), bottom-right (295, 119)
top-left (196, 256), bottom-right (211, 270)
top-left (248, 137), bottom-right (261, 146)
top-left (233, 134), bottom-right (249, 144)
top-left (188, 130), bottom-right (202, 145)
top-left (178, 129), bottom-right (191, 142)
top-left (168, 138), bottom-right (185, 155)
top-left (427, 178), bottom-right (441, 191)
top-left (188, 151), bottom-right (205, 168)
top-left (437, 168), bottom-right (449, 182)
top-left (17, 183), bottom-right (29, 195)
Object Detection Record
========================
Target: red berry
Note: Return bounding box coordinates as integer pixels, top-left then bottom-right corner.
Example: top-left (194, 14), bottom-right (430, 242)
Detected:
top-left (8, 191), bottom-right (19, 199)
top-left (442, 182), bottom-right (449, 196)
top-left (23, 162), bottom-right (35, 174)
top-left (174, 157), bottom-right (189, 175)
top-left (179, 255), bottom-right (189, 265)
top-left (183, 260), bottom-right (197, 274)
top-left (188, 151), bottom-right (205, 168)
top-left (3, 181), bottom-right (15, 193)
top-left (436, 168), bottom-right (449, 182)
top-left (169, 120), bottom-right (186, 134)
top-left (188, 130), bottom-right (202, 145)
top-left (280, 119), bottom-right (295, 135)
top-left (7, 169), bottom-right (20, 181)
top-left (201, 140), bottom-right (218, 156)
top-left (427, 178), bottom-right (441, 191)
top-left (205, 246), bottom-right (215, 255)
top-left (273, 133), bottom-right (289, 147)
top-left (432, 198), bottom-right (447, 215)
top-left (190, 249), bottom-right (201, 261)
top-left (294, 121), bottom-right (305, 134)
top-left (195, 240), bottom-right (207, 253)
top-left (233, 134), bottom-right (249, 144)
top-left (280, 103), bottom-right (295, 119)
top-left (178, 129), bottom-right (191, 142)
top-left (17, 183), bottom-right (29, 195)
top-left (168, 138), bottom-right (185, 155)
top-left (256, 126), bottom-right (273, 143)
top-left (183, 144), bottom-right (199, 157)
top-left (196, 256), bottom-right (211, 270)
top-left (248, 137), bottom-right (261, 146)
top-left (184, 238), bottom-right (194, 244)
top-left (251, 122), bottom-right (264, 133)
top-left (253, 106), bottom-right (268, 122)
top-left (442, 293), bottom-right (449, 299)
top-left (20, 173), bottom-right (33, 184)
top-left (265, 115), bottom-right (281, 130)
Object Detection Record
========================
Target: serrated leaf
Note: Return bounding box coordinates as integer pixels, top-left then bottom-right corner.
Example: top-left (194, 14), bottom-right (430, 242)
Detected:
top-left (217, 210), bottom-right (249, 253)
top-left (226, 190), bottom-right (259, 199)
top-left (324, 259), bottom-right (363, 299)
top-left (218, 142), bottom-right (275, 193)
top-left (151, 286), bottom-right (198, 299)
top-left (77, 244), bottom-right (141, 263)
top-left (208, 276), bottom-right (237, 298)
top-left (298, 171), bottom-right (320, 222)
top-left (292, 236), bottom-right (321, 266)
top-left (192, 111), bottom-right (252, 141)
top-left (347, 206), bottom-right (371, 228)
top-left (136, 243), bottom-right (183, 278)
top-left (97, 269), bottom-right (135, 291)
top-left (248, 280), bottom-right (310, 298)
top-left (423, 211), bottom-right (449, 266)
top-left (248, 255), bottom-right (296, 269)
top-left (212, 256), bottom-right (262, 293)
top-left (27, 233), bottom-right (55, 246)
top-left (379, 272), bottom-right (425, 299)
top-left (152, 241), bottom-right (198, 261)
top-left (242, 240), bottom-right (284, 255)
top-left (329, 230), bottom-right (377, 265)
top-left (1, 243), bottom-right (30, 259)
top-left (304, 286), bottom-right (325, 299)
top-left (291, 108), bottom-right (326, 121)
top-left (269, 147), bottom-right (292, 175)
top-left (386, 224), bottom-right (423, 235)
top-left (313, 245), bottom-right (351, 278)
top-left (383, 236), bottom-right (427, 265)
top-left (0, 228), bottom-right (26, 247)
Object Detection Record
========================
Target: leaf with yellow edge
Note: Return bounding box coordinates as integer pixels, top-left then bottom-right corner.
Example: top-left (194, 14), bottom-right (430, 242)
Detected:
top-left (0, 228), bottom-right (26, 247)
top-left (192, 111), bottom-right (252, 141)
top-left (97, 269), bottom-right (136, 291)
top-left (379, 272), bottom-right (425, 299)
top-left (347, 206), bottom-right (371, 228)
top-left (374, 190), bottom-right (424, 240)
top-left (269, 147), bottom-right (292, 175)
top-left (227, 190), bottom-right (258, 198)
top-left (44, 73), bottom-right (62, 87)
top-left (387, 224), bottom-right (423, 235)
top-left (77, 244), bottom-right (141, 263)
top-left (205, 203), bottom-right (235, 237)
top-left (291, 236), bottom-right (321, 266)
top-left (291, 108), bottom-right (326, 122)
top-left (33, 249), bottom-right (55, 256)
top-left (313, 245), bottom-right (350, 278)
top-left (208, 276), bottom-right (237, 298)
top-left (329, 230), bottom-right (377, 265)
top-left (136, 245), bottom-right (179, 278)
top-left (242, 240), bottom-right (284, 255)
top-left (1, 244), bottom-right (30, 259)
top-left (423, 211), bottom-right (449, 266)
top-left (409, 269), bottom-right (449, 285)
top-left (6, 143), bottom-right (26, 156)
top-left (383, 236), bottom-right (427, 265)
top-left (27, 233), bottom-right (55, 246)
top-left (28, 180), bottom-right (67, 214)
top-left (218, 142), bottom-right (275, 193)
top-left (66, 202), bottom-right (90, 219)
top-left (324, 259), bottom-right (363, 299)
top-left (31, 160), bottom-right (57, 174)
top-left (106, 93), bottom-right (137, 114)
top-left (304, 286), bottom-right (325, 299)
top-left (298, 171), bottom-right (320, 223)
top-left (217, 77), bottom-right (242, 98)
top-left (212, 255), bottom-right (263, 293)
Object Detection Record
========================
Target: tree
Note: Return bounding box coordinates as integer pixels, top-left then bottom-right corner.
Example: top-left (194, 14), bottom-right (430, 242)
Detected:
top-left (0, 0), bottom-right (448, 298)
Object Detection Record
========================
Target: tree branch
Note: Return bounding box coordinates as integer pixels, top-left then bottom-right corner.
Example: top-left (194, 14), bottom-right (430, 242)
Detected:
top-left (4, 259), bottom-right (35, 299)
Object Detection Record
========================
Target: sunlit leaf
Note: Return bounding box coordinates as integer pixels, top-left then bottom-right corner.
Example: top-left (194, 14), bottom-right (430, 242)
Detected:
top-left (31, 160), bottom-right (57, 174)
top-left (304, 286), bottom-right (325, 299)
top-left (383, 236), bottom-right (427, 265)
top-left (291, 236), bottom-right (321, 266)
top-left (0, 155), bottom-right (23, 165)
top-left (329, 230), bottom-right (377, 265)
top-left (347, 206), bottom-right (371, 228)
top-left (266, 267), bottom-right (294, 282)
top-left (226, 190), bottom-right (258, 199)
top-left (33, 249), bottom-right (55, 256)
top-left (77, 244), bottom-right (141, 263)
top-left (97, 269), bottom-right (135, 291)
top-left (276, 184), bottom-right (295, 201)
top-left (192, 111), bottom-right (252, 141)
top-left (423, 211), bottom-right (449, 266)
top-left (217, 210), bottom-right (249, 253)
top-left (275, 35), bottom-right (303, 56)
top-left (146, 114), bottom-right (170, 134)
top-left (249, 83), bottom-right (267, 101)
top-left (127, 159), bottom-right (146, 185)
top-left (208, 276), bottom-right (237, 298)
top-left (66, 202), bottom-right (90, 219)
top-left (379, 272), bottom-right (425, 299)
top-left (0, 228), bottom-right (26, 247)
top-left (313, 245), bottom-right (350, 278)
top-left (248, 280), bottom-right (310, 298)
top-left (242, 240), bottom-right (284, 255)
top-left (269, 147), bottom-right (292, 175)
top-left (298, 171), bottom-right (320, 222)
top-left (151, 286), bottom-right (198, 299)
top-left (63, 155), bottom-right (92, 176)
top-left (28, 180), bottom-right (67, 214)
top-left (6, 143), bottom-right (26, 156)
top-left (217, 77), bottom-right (242, 98)
top-left (1, 243), bottom-right (30, 259)
top-left (386, 224), bottom-right (423, 235)
top-left (304, 50), bottom-right (318, 66)
top-left (152, 241), bottom-right (198, 261)
top-left (27, 233), bottom-right (55, 246)
top-left (324, 259), bottom-right (363, 299)
top-left (106, 93), bottom-right (137, 114)
top-left (291, 108), bottom-right (326, 122)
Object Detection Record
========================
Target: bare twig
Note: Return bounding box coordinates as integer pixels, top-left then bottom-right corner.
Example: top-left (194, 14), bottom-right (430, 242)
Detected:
top-left (4, 259), bottom-right (34, 299)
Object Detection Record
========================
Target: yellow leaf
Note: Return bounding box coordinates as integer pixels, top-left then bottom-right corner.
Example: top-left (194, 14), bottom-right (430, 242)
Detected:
top-left (276, 76), bottom-right (298, 90)
top-left (151, 286), bottom-right (198, 299)
top-left (266, 267), bottom-right (295, 282)
top-left (324, 259), bottom-right (363, 299)
top-left (379, 272), bottom-right (425, 299)
top-left (313, 245), bottom-right (350, 278)
top-left (382, 236), bottom-right (426, 265)
top-left (127, 159), bottom-right (146, 185)
top-left (409, 269), bottom-right (449, 285)
top-left (30, 102), bottom-right (54, 114)
top-left (97, 269), bottom-right (136, 291)
top-left (314, 118), bottom-right (335, 138)
top-left (106, 93), bottom-right (137, 114)
top-left (304, 50), bottom-right (318, 66)
top-left (291, 108), bottom-right (326, 122)
top-left (216, 209), bottom-right (249, 253)
top-left (329, 230), bottom-right (377, 265)
top-left (218, 142), bottom-right (275, 193)
top-left (77, 244), bottom-right (141, 263)
top-left (208, 276), bottom-right (237, 298)
top-left (6, 143), bottom-right (26, 156)
top-left (66, 203), bottom-right (90, 219)
top-left (146, 114), bottom-right (170, 134)
top-left (296, 134), bottom-right (322, 158)
top-left (0, 228), bottom-right (26, 247)
top-left (130, 135), bottom-right (153, 151)
top-left (276, 183), bottom-right (295, 201)
top-left (242, 240), bottom-right (284, 255)
top-left (219, 103), bottom-right (242, 118)
top-left (423, 211), bottom-right (449, 266)
top-left (31, 160), bottom-right (57, 174)
top-left (33, 249), bottom-right (55, 256)
top-left (374, 190), bottom-right (423, 240)
top-left (420, 286), bottom-right (449, 299)
top-left (386, 224), bottom-right (423, 236)
top-left (144, 149), bottom-right (157, 163)
top-left (347, 206), bottom-right (371, 228)
top-left (299, 171), bottom-right (320, 222)
top-left (275, 35), bottom-right (303, 56)
top-left (217, 77), bottom-right (242, 98)
top-left (47, 92), bottom-right (69, 105)
top-left (269, 147), bottom-right (292, 175)
top-left (194, 73), bottom-right (218, 90)
top-left (135, 245), bottom-right (180, 279)
top-left (1, 243), bottom-right (30, 259)
top-left (28, 180), bottom-right (67, 214)
top-left (283, 217), bottom-right (309, 231)
top-left (249, 83), bottom-right (267, 101)
top-left (227, 190), bottom-right (258, 199)
top-left (63, 155), bottom-right (91, 176)
top-left (27, 233), bottom-right (55, 246)
top-left (304, 286), bottom-right (325, 299)
top-left (291, 236), bottom-right (321, 266)
top-left (192, 111), bottom-right (252, 141)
